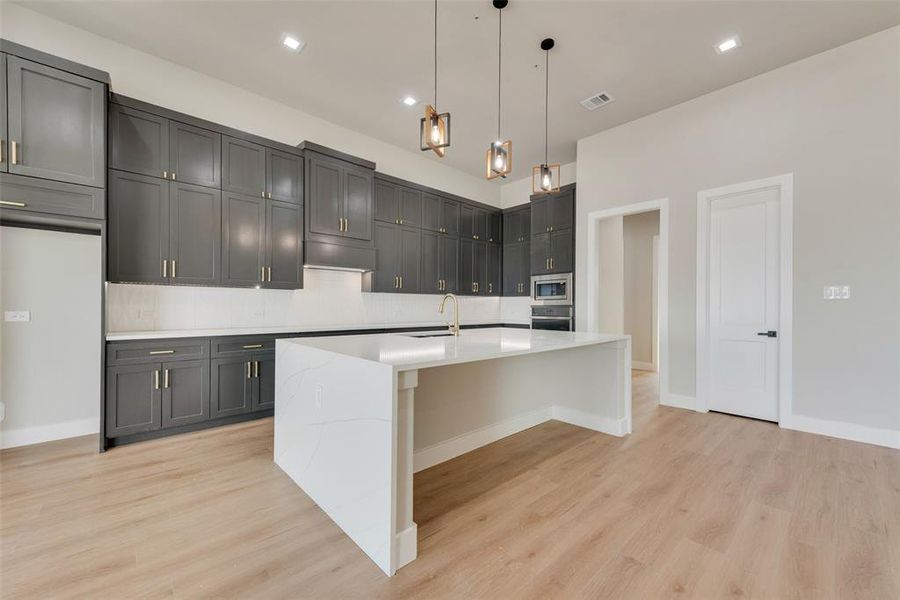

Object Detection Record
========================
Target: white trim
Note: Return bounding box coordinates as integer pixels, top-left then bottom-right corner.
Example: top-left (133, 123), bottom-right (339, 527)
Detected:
top-left (632, 361), bottom-right (656, 372)
top-left (696, 174), bottom-right (793, 423)
top-left (394, 524), bottom-right (418, 571)
top-left (586, 198), bottom-right (670, 414)
top-left (551, 406), bottom-right (629, 437)
top-left (413, 407), bottom-right (551, 472)
top-left (661, 394), bottom-right (696, 411)
top-left (785, 415), bottom-right (900, 450)
top-left (0, 417), bottom-right (98, 449)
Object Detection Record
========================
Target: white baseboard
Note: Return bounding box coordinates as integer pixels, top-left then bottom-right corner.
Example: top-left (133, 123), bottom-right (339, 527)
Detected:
top-left (413, 407), bottom-right (552, 472)
top-left (784, 415), bottom-right (900, 450)
top-left (393, 523), bottom-right (417, 573)
top-left (632, 361), bottom-right (656, 372)
top-left (661, 393), bottom-right (696, 411)
top-left (0, 417), bottom-right (98, 450)
top-left (551, 406), bottom-right (628, 437)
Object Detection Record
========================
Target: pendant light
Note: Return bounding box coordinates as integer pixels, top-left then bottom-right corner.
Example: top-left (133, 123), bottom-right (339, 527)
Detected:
top-left (420, 0), bottom-right (450, 157)
top-left (533, 38), bottom-right (560, 194)
top-left (486, 0), bottom-right (512, 179)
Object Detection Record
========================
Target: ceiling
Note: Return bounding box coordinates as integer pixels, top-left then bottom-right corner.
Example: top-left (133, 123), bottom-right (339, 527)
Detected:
top-left (17, 1), bottom-right (900, 181)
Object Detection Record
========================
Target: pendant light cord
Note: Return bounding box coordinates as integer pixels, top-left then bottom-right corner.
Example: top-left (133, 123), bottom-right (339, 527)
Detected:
top-left (497, 6), bottom-right (502, 141)
top-left (434, 0), bottom-right (438, 106)
top-left (544, 47), bottom-right (549, 164)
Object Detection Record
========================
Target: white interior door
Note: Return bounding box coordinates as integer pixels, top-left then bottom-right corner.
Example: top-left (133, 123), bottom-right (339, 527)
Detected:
top-left (707, 187), bottom-right (780, 421)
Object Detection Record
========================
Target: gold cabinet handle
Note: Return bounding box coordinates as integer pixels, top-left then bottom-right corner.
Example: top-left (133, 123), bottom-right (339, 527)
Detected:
top-left (260, 266), bottom-right (265, 282)
top-left (171, 172), bottom-right (176, 180)
top-left (170, 259), bottom-right (176, 278)
top-left (164, 368), bottom-right (170, 389)
top-left (399, 276), bottom-right (403, 289)
top-left (0, 139), bottom-right (4, 163)
top-left (344, 218), bottom-right (349, 232)
top-left (163, 170), bottom-right (168, 179)
top-left (242, 344), bottom-right (263, 349)
top-left (0, 200), bottom-right (26, 207)
top-left (489, 283), bottom-right (493, 294)
top-left (10, 140), bottom-right (18, 165)
top-left (154, 369), bottom-right (160, 390)
top-left (162, 259), bottom-right (168, 278)
top-left (550, 258), bottom-right (554, 270)
top-left (261, 191), bottom-right (266, 198)
top-left (267, 266), bottom-right (272, 282)
top-left (253, 361), bottom-right (259, 378)
top-left (267, 192), bottom-right (272, 199)
top-left (246, 361), bottom-right (252, 379)
top-left (149, 350), bottom-right (175, 355)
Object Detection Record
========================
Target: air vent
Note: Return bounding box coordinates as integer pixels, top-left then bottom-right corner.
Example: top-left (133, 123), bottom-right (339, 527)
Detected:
top-left (580, 92), bottom-right (615, 111)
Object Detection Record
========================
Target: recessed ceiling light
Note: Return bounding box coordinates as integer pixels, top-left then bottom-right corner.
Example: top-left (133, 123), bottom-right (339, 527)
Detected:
top-left (402, 96), bottom-right (418, 106)
top-left (283, 35), bottom-right (305, 52)
top-left (716, 36), bottom-right (742, 54)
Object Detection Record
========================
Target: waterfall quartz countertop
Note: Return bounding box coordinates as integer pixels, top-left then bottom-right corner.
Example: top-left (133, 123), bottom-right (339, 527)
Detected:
top-left (279, 327), bottom-right (630, 371)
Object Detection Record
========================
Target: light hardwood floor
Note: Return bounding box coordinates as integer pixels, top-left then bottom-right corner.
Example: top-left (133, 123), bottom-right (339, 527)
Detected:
top-left (2, 371), bottom-right (898, 599)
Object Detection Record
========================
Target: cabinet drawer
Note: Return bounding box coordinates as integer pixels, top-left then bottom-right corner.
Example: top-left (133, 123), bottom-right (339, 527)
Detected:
top-left (211, 336), bottom-right (277, 357)
top-left (107, 338), bottom-right (210, 365)
top-left (0, 173), bottom-right (104, 220)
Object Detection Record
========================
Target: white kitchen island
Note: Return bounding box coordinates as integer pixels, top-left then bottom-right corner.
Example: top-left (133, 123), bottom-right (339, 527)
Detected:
top-left (273, 327), bottom-right (631, 576)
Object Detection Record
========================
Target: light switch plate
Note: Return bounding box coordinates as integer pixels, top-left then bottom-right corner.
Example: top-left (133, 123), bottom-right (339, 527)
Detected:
top-left (4, 311), bottom-right (31, 322)
top-left (823, 285), bottom-right (850, 300)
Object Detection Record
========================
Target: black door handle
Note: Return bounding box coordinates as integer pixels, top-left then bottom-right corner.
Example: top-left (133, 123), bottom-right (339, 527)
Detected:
top-left (757, 331), bottom-right (777, 338)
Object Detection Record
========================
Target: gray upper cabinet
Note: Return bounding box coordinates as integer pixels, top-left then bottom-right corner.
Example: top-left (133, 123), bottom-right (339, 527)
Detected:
top-left (531, 189), bottom-right (574, 234)
top-left (6, 55), bottom-right (105, 188)
top-left (460, 204), bottom-right (475, 240)
top-left (222, 192), bottom-right (266, 287)
top-left (459, 238), bottom-right (475, 295)
top-left (422, 193), bottom-right (460, 236)
top-left (421, 232), bottom-right (458, 294)
top-left (160, 359), bottom-right (209, 428)
top-left (399, 188), bottom-right (421, 228)
top-left (109, 104), bottom-right (168, 179)
top-left (399, 226), bottom-right (421, 293)
top-left (461, 205), bottom-right (492, 241)
top-left (169, 121), bottom-right (220, 188)
top-left (308, 156), bottom-right (344, 237)
top-left (0, 54), bottom-right (6, 173)
top-left (531, 229), bottom-right (573, 275)
top-left (442, 199), bottom-right (461, 237)
top-left (106, 363), bottom-right (162, 437)
top-left (503, 240), bottom-right (530, 296)
top-left (108, 170), bottom-right (169, 284)
top-left (266, 200), bottom-right (303, 289)
top-left (266, 148), bottom-right (302, 203)
top-left (375, 180), bottom-right (400, 224)
top-left (222, 135), bottom-right (266, 197)
top-left (343, 166), bottom-right (373, 241)
top-left (169, 182), bottom-right (221, 286)
top-left (488, 212), bottom-right (502, 244)
top-left (371, 222), bottom-right (419, 293)
top-left (486, 243), bottom-right (501, 295)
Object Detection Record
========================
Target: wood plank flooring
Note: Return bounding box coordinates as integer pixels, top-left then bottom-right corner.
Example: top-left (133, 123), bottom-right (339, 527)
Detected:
top-left (2, 371), bottom-right (898, 599)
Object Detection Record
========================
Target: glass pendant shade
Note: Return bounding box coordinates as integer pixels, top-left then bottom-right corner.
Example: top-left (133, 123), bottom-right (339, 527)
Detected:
top-left (486, 140), bottom-right (512, 180)
top-left (420, 105), bottom-right (450, 157)
top-left (532, 163), bottom-right (560, 194)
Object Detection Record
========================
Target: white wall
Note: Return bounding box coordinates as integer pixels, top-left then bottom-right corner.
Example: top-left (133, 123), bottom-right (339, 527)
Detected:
top-left (596, 216), bottom-right (625, 334)
top-left (624, 211), bottom-right (660, 365)
top-left (0, 228), bottom-right (101, 448)
top-left (500, 162), bottom-right (576, 209)
top-left (576, 27), bottom-right (900, 438)
top-left (0, 3), bottom-right (500, 207)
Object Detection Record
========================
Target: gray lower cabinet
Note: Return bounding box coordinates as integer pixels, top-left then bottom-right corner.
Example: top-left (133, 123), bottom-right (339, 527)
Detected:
top-left (254, 355), bottom-right (276, 411)
top-left (210, 357), bottom-right (254, 418)
top-left (1, 54), bottom-right (7, 174)
top-left (5, 55), bottom-right (105, 188)
top-left (108, 170), bottom-right (221, 285)
top-left (106, 363), bottom-right (163, 437)
top-left (161, 359), bottom-right (209, 428)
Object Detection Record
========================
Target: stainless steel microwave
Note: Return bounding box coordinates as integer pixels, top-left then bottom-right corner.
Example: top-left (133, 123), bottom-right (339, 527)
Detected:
top-left (531, 273), bottom-right (573, 305)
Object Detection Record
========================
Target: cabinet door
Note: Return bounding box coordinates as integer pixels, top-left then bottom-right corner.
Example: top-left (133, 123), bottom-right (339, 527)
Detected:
top-left (442, 199), bottom-right (461, 237)
top-left (421, 193), bottom-right (442, 232)
top-left (343, 166), bottom-right (373, 241)
top-left (169, 182), bottom-right (221, 286)
top-left (549, 190), bottom-right (574, 231)
top-left (266, 148), bottom-right (303, 203)
top-left (106, 363), bottom-right (162, 437)
top-left (374, 180), bottom-right (399, 224)
top-left (531, 197), bottom-right (549, 235)
top-left (399, 188), bottom-right (421, 228)
top-left (373, 221), bottom-right (400, 292)
top-left (520, 208), bottom-right (531, 239)
top-left (531, 232), bottom-right (550, 275)
top-left (487, 244), bottom-right (502, 295)
top-left (266, 200), bottom-right (303, 290)
top-left (222, 136), bottom-right (265, 197)
top-left (519, 239), bottom-right (531, 295)
top-left (440, 236), bottom-right (460, 294)
top-left (109, 104), bottom-right (168, 179)
top-left (399, 227), bottom-right (420, 293)
top-left (488, 213), bottom-right (502, 244)
top-left (0, 55), bottom-right (6, 173)
top-left (161, 359), bottom-right (209, 428)
top-left (6, 56), bottom-right (105, 187)
top-left (169, 121), bottom-right (221, 188)
top-left (421, 230), bottom-right (441, 294)
top-left (459, 238), bottom-right (475, 294)
top-left (474, 209), bottom-right (489, 241)
top-left (549, 229), bottom-right (573, 273)
top-left (253, 355), bottom-right (275, 411)
top-left (108, 170), bottom-right (169, 284)
top-left (503, 242), bottom-right (522, 296)
top-left (308, 157), bottom-right (343, 236)
top-left (460, 204), bottom-right (475, 240)
top-left (210, 357), bottom-right (253, 418)
top-left (475, 241), bottom-right (488, 295)
top-left (503, 211), bottom-right (520, 244)
top-left (222, 192), bottom-right (266, 286)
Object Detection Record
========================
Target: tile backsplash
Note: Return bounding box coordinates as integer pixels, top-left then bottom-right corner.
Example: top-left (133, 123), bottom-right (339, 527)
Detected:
top-left (108, 268), bottom-right (531, 332)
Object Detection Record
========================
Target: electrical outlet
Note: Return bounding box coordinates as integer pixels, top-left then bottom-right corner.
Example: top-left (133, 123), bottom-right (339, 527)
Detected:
top-left (823, 285), bottom-right (850, 300)
top-left (4, 311), bottom-right (31, 322)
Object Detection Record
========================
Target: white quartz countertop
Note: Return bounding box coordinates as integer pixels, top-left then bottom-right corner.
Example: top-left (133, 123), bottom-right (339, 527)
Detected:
top-left (105, 320), bottom-right (530, 341)
top-left (280, 327), bottom-right (629, 371)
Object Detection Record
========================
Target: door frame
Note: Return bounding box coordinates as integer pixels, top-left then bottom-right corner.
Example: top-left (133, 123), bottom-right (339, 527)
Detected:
top-left (586, 198), bottom-right (669, 414)
top-left (696, 174), bottom-right (793, 425)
